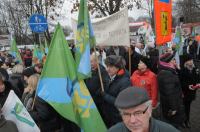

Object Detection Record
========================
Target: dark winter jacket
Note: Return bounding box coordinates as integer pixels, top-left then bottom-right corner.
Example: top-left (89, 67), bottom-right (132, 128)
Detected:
top-left (108, 118), bottom-right (180, 132)
top-left (30, 96), bottom-right (61, 132)
top-left (0, 115), bottom-right (19, 132)
top-left (23, 54), bottom-right (32, 67)
top-left (157, 65), bottom-right (182, 111)
top-left (9, 73), bottom-right (25, 98)
top-left (179, 67), bottom-right (200, 101)
top-left (85, 65), bottom-right (109, 104)
top-left (157, 64), bottom-right (184, 127)
top-left (103, 69), bottom-right (131, 128)
top-left (85, 64), bottom-right (109, 122)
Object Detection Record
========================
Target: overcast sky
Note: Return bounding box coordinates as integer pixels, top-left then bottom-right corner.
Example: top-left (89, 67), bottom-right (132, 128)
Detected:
top-left (53, 1), bottom-right (149, 28)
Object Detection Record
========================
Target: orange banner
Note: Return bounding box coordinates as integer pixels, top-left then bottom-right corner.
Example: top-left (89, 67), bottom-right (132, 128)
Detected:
top-left (154, 0), bottom-right (172, 46)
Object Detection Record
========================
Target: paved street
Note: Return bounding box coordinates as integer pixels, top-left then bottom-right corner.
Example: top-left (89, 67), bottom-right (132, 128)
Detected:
top-left (182, 89), bottom-right (200, 132)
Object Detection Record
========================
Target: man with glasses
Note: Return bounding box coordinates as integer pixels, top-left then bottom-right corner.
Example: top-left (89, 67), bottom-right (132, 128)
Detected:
top-left (108, 86), bottom-right (179, 132)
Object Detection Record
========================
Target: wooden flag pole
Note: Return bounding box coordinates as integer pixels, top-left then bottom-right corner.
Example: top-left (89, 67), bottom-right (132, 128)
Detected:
top-left (31, 93), bottom-right (37, 110)
top-left (93, 48), bottom-right (105, 92)
top-left (129, 47), bottom-right (132, 75)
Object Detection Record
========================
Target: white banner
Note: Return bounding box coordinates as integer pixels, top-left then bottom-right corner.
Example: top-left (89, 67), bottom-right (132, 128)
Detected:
top-left (72, 8), bottom-right (130, 47)
top-left (2, 90), bottom-right (40, 132)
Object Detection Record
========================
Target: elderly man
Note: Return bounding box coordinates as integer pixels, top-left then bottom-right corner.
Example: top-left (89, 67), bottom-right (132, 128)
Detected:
top-left (108, 87), bottom-right (179, 132)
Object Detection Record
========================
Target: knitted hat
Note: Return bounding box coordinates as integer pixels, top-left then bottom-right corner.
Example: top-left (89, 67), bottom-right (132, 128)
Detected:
top-left (140, 56), bottom-right (151, 68)
top-left (160, 52), bottom-right (175, 63)
top-left (183, 54), bottom-right (193, 64)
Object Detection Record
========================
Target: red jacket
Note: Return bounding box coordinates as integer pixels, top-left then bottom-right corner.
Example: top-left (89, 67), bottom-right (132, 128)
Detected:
top-left (130, 69), bottom-right (158, 107)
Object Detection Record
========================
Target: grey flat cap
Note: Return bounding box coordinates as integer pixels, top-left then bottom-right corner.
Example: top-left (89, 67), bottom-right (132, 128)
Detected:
top-left (115, 87), bottom-right (150, 109)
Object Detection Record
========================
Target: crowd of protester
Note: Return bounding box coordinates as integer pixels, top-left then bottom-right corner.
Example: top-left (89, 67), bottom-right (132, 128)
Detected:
top-left (0, 34), bottom-right (199, 132)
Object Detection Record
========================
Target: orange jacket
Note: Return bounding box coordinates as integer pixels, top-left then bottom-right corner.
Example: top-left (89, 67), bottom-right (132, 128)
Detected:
top-left (130, 69), bottom-right (158, 107)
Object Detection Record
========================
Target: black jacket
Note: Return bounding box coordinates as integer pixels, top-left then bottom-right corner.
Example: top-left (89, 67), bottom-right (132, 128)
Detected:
top-left (9, 73), bottom-right (25, 98)
top-left (85, 65), bottom-right (109, 123)
top-left (179, 67), bottom-right (200, 101)
top-left (30, 96), bottom-right (61, 132)
top-left (157, 64), bottom-right (184, 127)
top-left (108, 118), bottom-right (180, 132)
top-left (103, 70), bottom-right (131, 127)
top-left (85, 65), bottom-right (109, 104)
top-left (157, 65), bottom-right (182, 111)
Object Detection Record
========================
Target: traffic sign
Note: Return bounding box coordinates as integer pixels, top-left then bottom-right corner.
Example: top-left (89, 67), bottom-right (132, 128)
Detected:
top-left (29, 14), bottom-right (48, 33)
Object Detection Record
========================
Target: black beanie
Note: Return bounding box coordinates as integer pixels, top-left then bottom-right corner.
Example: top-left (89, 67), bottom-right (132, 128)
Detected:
top-left (183, 54), bottom-right (193, 64)
top-left (140, 56), bottom-right (151, 68)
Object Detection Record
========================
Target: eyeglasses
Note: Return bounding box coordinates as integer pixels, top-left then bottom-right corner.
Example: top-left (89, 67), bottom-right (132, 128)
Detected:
top-left (120, 106), bottom-right (149, 119)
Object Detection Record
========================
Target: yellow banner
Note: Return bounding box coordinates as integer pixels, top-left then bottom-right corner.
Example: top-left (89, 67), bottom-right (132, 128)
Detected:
top-left (161, 12), bottom-right (168, 36)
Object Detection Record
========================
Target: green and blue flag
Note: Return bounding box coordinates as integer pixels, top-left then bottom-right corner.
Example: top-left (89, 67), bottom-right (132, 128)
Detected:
top-left (10, 37), bottom-right (22, 63)
top-left (36, 23), bottom-right (106, 132)
top-left (33, 44), bottom-right (44, 62)
top-left (75, 0), bottom-right (96, 80)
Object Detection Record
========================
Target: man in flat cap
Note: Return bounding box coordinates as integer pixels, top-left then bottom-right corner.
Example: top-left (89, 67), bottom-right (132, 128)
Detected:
top-left (108, 86), bottom-right (179, 132)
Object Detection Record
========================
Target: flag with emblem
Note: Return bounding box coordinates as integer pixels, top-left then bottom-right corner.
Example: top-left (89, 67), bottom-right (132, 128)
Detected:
top-left (10, 37), bottom-right (22, 63)
top-left (75, 0), bottom-right (96, 80)
top-left (36, 23), bottom-right (106, 132)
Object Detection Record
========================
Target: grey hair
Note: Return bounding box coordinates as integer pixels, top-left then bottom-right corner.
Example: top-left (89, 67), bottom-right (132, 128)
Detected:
top-left (12, 64), bottom-right (24, 74)
top-left (145, 100), bottom-right (152, 107)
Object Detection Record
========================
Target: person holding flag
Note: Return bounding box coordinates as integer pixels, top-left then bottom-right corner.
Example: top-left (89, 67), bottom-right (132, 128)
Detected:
top-left (35, 22), bottom-right (107, 132)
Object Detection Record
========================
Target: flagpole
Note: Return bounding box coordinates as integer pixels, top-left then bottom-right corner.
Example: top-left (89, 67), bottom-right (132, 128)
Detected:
top-left (31, 93), bottom-right (36, 110)
top-left (128, 46), bottom-right (132, 75)
top-left (94, 48), bottom-right (105, 92)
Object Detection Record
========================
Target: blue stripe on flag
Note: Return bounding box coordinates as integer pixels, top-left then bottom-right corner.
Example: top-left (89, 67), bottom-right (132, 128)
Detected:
top-left (88, 19), bottom-right (95, 37)
top-left (12, 52), bottom-right (17, 58)
top-left (160, 0), bottom-right (169, 3)
top-left (37, 78), bottom-right (72, 103)
top-left (77, 44), bottom-right (91, 75)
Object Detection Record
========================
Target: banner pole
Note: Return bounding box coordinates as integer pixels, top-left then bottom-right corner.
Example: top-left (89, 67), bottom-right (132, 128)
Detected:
top-left (94, 48), bottom-right (105, 92)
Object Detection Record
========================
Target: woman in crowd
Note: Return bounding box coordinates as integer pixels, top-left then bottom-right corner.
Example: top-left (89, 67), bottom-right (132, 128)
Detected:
top-left (179, 54), bottom-right (200, 128)
top-left (0, 73), bottom-right (21, 106)
top-left (22, 74), bottom-right (40, 111)
top-left (157, 52), bottom-right (185, 129)
top-left (130, 56), bottom-right (158, 108)
top-left (102, 55), bottom-right (131, 128)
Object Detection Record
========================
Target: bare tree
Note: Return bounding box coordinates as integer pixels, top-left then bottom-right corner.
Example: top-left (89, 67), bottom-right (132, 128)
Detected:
top-left (0, 0), bottom-right (64, 45)
top-left (174, 0), bottom-right (200, 23)
top-left (70, 0), bottom-right (143, 17)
